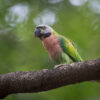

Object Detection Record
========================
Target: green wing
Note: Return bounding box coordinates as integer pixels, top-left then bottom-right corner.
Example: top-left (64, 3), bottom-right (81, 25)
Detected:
top-left (58, 35), bottom-right (83, 62)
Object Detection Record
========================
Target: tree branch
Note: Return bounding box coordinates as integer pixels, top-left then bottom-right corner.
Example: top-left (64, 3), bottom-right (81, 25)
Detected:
top-left (0, 59), bottom-right (100, 99)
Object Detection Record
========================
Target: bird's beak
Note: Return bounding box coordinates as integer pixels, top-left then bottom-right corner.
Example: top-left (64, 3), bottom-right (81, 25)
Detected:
top-left (34, 28), bottom-right (41, 37)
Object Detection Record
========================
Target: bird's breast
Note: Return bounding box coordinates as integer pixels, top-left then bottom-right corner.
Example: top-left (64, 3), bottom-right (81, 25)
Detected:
top-left (42, 35), bottom-right (62, 60)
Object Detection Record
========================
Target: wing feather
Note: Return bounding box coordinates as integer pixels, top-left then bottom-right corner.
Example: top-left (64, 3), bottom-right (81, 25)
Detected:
top-left (58, 35), bottom-right (83, 62)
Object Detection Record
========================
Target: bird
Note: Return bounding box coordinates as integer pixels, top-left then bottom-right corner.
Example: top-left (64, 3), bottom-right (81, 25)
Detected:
top-left (34, 25), bottom-right (83, 65)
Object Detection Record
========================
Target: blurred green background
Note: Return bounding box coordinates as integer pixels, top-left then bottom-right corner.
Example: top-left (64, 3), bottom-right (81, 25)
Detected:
top-left (0, 0), bottom-right (100, 100)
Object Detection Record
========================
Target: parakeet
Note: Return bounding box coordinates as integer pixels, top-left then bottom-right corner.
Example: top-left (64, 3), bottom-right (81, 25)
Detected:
top-left (34, 25), bottom-right (83, 65)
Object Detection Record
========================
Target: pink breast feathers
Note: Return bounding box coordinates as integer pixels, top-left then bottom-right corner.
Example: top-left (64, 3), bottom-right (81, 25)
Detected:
top-left (42, 35), bottom-right (63, 61)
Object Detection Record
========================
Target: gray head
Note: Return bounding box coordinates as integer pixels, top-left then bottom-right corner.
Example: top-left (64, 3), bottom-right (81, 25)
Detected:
top-left (34, 25), bottom-right (53, 39)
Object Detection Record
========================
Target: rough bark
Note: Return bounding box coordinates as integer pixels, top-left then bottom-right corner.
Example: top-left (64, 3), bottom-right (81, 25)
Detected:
top-left (0, 59), bottom-right (100, 99)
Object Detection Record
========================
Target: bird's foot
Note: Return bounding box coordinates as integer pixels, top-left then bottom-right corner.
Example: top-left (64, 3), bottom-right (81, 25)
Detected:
top-left (54, 64), bottom-right (66, 68)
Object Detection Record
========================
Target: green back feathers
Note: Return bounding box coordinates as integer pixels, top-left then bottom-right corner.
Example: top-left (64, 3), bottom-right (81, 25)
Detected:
top-left (53, 29), bottom-right (59, 35)
top-left (52, 28), bottom-right (83, 62)
top-left (58, 35), bottom-right (83, 62)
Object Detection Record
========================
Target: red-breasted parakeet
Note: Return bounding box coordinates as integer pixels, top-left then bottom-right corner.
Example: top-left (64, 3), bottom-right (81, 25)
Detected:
top-left (34, 25), bottom-right (83, 65)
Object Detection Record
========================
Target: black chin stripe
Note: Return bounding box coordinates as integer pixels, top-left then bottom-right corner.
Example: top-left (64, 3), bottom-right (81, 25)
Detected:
top-left (44, 32), bottom-right (51, 38)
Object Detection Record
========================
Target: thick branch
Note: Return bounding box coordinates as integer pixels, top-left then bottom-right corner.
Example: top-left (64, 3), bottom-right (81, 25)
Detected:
top-left (0, 59), bottom-right (100, 99)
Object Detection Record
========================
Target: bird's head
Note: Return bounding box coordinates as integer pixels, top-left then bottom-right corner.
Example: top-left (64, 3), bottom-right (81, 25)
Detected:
top-left (34, 25), bottom-right (53, 39)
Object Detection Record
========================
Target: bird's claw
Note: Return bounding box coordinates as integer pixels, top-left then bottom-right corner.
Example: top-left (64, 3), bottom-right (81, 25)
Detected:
top-left (54, 64), bottom-right (66, 68)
